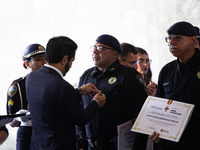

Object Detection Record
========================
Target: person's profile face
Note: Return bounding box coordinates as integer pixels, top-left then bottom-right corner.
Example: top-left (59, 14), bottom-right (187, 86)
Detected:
top-left (120, 53), bottom-right (138, 69)
top-left (168, 35), bottom-right (196, 59)
top-left (92, 43), bottom-right (116, 68)
top-left (63, 56), bottom-right (75, 76)
top-left (29, 56), bottom-right (46, 71)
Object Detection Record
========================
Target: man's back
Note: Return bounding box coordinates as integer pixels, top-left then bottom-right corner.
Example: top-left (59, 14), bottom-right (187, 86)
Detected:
top-left (26, 66), bottom-right (100, 150)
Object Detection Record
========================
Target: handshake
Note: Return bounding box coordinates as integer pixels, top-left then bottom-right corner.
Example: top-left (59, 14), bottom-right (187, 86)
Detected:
top-left (78, 83), bottom-right (106, 107)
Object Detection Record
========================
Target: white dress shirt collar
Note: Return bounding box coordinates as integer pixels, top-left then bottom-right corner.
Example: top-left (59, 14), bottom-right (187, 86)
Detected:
top-left (44, 64), bottom-right (63, 78)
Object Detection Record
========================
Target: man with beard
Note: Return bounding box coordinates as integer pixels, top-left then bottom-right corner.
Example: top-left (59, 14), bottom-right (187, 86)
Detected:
top-left (76, 34), bottom-right (148, 150)
top-left (26, 36), bottom-right (106, 150)
top-left (149, 21), bottom-right (200, 149)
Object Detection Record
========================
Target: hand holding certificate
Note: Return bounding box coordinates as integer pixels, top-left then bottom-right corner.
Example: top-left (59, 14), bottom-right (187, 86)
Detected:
top-left (131, 96), bottom-right (194, 142)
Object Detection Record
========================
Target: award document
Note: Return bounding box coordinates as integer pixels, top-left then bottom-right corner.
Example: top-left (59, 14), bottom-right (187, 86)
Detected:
top-left (131, 96), bottom-right (194, 142)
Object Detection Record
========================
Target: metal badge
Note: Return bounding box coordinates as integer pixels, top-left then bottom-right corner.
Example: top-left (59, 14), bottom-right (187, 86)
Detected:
top-left (8, 85), bottom-right (17, 97)
top-left (108, 77), bottom-right (117, 84)
top-left (197, 71), bottom-right (200, 79)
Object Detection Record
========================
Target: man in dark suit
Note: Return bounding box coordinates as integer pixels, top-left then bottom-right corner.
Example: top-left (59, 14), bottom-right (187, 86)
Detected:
top-left (26, 36), bottom-right (106, 150)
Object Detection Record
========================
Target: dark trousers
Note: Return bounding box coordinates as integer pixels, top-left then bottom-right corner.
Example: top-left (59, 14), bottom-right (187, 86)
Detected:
top-left (16, 126), bottom-right (32, 150)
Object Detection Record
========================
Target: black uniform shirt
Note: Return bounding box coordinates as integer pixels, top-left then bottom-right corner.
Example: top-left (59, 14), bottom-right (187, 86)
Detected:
top-left (7, 76), bottom-right (28, 114)
top-left (77, 60), bottom-right (148, 143)
top-left (156, 49), bottom-right (200, 147)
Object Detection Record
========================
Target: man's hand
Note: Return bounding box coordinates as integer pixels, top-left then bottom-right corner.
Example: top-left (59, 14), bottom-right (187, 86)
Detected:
top-left (78, 83), bottom-right (100, 97)
top-left (149, 131), bottom-right (160, 143)
top-left (93, 92), bottom-right (106, 107)
top-left (147, 82), bottom-right (157, 96)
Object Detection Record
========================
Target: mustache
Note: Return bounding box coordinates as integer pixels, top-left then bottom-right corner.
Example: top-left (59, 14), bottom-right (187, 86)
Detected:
top-left (170, 45), bottom-right (179, 50)
top-left (93, 54), bottom-right (99, 58)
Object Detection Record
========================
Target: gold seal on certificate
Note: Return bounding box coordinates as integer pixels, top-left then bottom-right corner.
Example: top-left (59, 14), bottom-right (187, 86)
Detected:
top-left (131, 96), bottom-right (194, 142)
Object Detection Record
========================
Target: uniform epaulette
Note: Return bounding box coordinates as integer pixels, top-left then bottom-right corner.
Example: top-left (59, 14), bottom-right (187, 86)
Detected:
top-left (12, 76), bottom-right (26, 85)
top-left (122, 65), bottom-right (139, 74)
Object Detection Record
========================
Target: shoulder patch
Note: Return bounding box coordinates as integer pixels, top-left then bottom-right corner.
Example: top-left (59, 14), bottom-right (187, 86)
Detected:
top-left (8, 85), bottom-right (17, 97)
top-left (136, 74), bottom-right (144, 85)
top-left (197, 71), bottom-right (200, 79)
top-left (8, 99), bottom-right (14, 106)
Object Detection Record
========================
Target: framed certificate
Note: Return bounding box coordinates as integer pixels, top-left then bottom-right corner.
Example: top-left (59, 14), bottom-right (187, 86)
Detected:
top-left (131, 96), bottom-right (194, 142)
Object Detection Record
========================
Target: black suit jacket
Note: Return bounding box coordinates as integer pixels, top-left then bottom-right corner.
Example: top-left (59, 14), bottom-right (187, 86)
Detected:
top-left (26, 65), bottom-right (99, 150)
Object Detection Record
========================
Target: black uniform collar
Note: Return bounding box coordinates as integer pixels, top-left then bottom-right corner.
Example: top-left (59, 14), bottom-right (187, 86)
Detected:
top-left (91, 60), bottom-right (120, 77)
top-left (177, 48), bottom-right (200, 72)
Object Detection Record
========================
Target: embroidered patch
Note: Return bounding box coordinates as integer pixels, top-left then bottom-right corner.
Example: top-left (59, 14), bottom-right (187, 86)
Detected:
top-left (136, 74), bottom-right (144, 85)
top-left (8, 85), bottom-right (17, 97)
top-left (108, 77), bottom-right (117, 84)
top-left (38, 46), bottom-right (44, 50)
top-left (197, 71), bottom-right (200, 79)
top-left (8, 99), bottom-right (14, 106)
top-left (163, 82), bottom-right (169, 86)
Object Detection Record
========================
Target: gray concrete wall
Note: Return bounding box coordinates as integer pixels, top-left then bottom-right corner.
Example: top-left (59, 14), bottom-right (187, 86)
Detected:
top-left (0, 0), bottom-right (200, 149)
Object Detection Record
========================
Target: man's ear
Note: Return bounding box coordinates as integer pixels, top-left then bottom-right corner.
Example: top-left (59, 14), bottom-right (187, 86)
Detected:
top-left (61, 55), bottom-right (69, 65)
top-left (113, 50), bottom-right (119, 58)
top-left (192, 36), bottom-right (198, 47)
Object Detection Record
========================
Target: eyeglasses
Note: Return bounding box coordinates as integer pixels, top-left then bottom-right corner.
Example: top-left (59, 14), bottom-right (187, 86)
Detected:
top-left (138, 59), bottom-right (152, 65)
top-left (196, 35), bottom-right (200, 39)
top-left (121, 59), bottom-right (138, 66)
top-left (165, 35), bottom-right (182, 43)
top-left (90, 46), bottom-right (114, 52)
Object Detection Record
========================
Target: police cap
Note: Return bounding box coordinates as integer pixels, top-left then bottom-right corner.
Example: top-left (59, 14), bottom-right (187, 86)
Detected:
top-left (194, 26), bottom-right (200, 36)
top-left (167, 21), bottom-right (197, 36)
top-left (22, 43), bottom-right (45, 61)
top-left (96, 34), bottom-right (122, 53)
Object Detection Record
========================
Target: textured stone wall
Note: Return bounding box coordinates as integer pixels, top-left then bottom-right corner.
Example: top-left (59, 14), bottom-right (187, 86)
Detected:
top-left (0, 0), bottom-right (199, 149)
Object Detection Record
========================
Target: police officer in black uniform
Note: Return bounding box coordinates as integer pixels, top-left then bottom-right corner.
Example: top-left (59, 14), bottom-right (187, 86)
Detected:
top-left (149, 21), bottom-right (200, 150)
top-left (7, 43), bottom-right (46, 150)
top-left (76, 34), bottom-right (148, 150)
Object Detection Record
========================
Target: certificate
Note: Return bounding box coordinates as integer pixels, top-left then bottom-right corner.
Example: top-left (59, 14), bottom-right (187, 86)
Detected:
top-left (117, 119), bottom-right (136, 150)
top-left (131, 96), bottom-right (194, 142)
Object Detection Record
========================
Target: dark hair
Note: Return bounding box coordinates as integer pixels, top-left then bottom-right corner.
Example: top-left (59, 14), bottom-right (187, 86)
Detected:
top-left (137, 47), bottom-right (152, 86)
top-left (119, 43), bottom-right (138, 59)
top-left (46, 36), bottom-right (78, 64)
